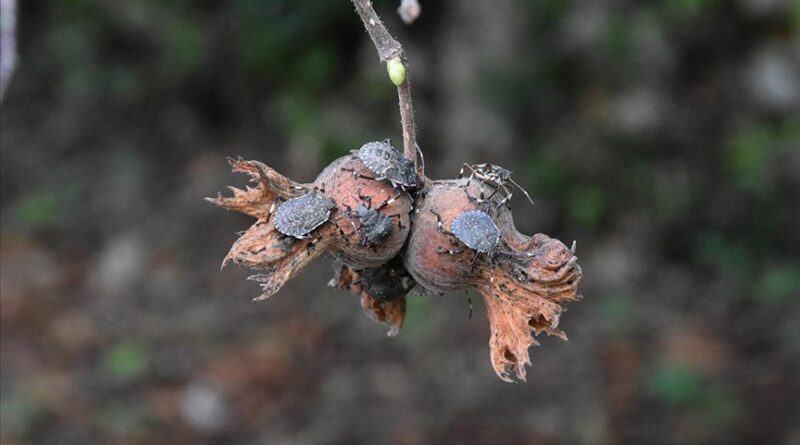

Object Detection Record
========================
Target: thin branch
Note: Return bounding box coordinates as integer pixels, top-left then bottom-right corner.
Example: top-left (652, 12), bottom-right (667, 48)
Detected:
top-left (352, 0), bottom-right (403, 62)
top-left (397, 80), bottom-right (417, 170)
top-left (351, 0), bottom-right (419, 170)
top-left (0, 0), bottom-right (17, 102)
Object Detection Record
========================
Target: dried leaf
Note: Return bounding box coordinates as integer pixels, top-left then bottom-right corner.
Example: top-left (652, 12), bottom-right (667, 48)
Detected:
top-left (208, 159), bottom-right (335, 300)
top-left (478, 235), bottom-right (582, 382)
top-left (331, 263), bottom-right (407, 336)
top-left (361, 293), bottom-right (406, 337)
top-left (205, 159), bottom-right (305, 220)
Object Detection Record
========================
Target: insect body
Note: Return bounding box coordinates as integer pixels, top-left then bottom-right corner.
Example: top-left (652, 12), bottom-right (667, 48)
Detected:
top-left (339, 190), bottom-right (404, 247)
top-left (274, 192), bottom-right (336, 239)
top-left (354, 140), bottom-right (420, 190)
top-left (451, 209), bottom-right (502, 257)
top-left (356, 206), bottom-right (395, 246)
top-left (431, 208), bottom-right (505, 272)
top-left (460, 163), bottom-right (535, 207)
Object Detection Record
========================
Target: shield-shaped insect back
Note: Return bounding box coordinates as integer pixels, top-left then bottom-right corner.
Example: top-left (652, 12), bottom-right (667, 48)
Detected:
top-left (274, 192), bottom-right (336, 239)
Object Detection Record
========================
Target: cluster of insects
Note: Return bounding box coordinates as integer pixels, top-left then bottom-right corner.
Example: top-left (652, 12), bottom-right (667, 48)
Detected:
top-left (269, 140), bottom-right (422, 251)
top-left (258, 140), bottom-right (536, 314)
top-left (209, 0), bottom-right (583, 381)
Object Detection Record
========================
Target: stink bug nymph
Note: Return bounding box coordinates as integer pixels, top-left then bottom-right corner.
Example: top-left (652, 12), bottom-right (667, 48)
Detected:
top-left (451, 210), bottom-right (502, 258)
top-left (274, 192), bottom-right (336, 239)
top-left (351, 140), bottom-right (420, 191)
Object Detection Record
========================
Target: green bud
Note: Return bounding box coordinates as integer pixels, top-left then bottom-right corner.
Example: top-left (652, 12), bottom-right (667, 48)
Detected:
top-left (387, 57), bottom-right (406, 86)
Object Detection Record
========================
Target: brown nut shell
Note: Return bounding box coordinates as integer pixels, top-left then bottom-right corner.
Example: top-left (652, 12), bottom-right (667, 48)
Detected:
top-left (315, 156), bottom-right (412, 269)
top-left (404, 178), bottom-right (582, 381)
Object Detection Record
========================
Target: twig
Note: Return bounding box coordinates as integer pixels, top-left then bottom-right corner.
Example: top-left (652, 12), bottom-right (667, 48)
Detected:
top-left (0, 0), bottom-right (16, 102)
top-left (351, 0), bottom-right (419, 170)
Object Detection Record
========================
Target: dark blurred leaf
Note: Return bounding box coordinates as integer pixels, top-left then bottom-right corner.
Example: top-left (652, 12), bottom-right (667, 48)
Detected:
top-left (0, 390), bottom-right (46, 436)
top-left (568, 185), bottom-right (606, 227)
top-left (794, 1), bottom-right (800, 29)
top-left (754, 263), bottom-right (800, 304)
top-left (400, 295), bottom-right (431, 339)
top-left (15, 193), bottom-right (61, 230)
top-left (279, 88), bottom-right (319, 135)
top-left (604, 15), bottom-right (632, 63)
top-left (528, 149), bottom-right (570, 196)
top-left (698, 387), bottom-right (740, 427)
top-left (726, 126), bottom-right (777, 193)
top-left (162, 18), bottom-right (203, 78)
top-left (242, 23), bottom-right (288, 77)
top-left (694, 232), bottom-right (753, 280)
top-left (105, 340), bottom-right (150, 381)
top-left (666, 0), bottom-right (717, 16)
top-left (320, 137), bottom-right (354, 164)
top-left (294, 44), bottom-right (337, 90)
top-left (598, 294), bottom-right (633, 323)
top-left (649, 363), bottom-right (703, 405)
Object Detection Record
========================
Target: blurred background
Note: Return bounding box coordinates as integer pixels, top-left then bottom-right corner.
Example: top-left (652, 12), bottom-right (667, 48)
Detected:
top-left (1, 0), bottom-right (799, 443)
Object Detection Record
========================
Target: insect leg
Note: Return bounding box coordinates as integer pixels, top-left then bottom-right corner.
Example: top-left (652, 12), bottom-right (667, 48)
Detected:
top-left (341, 167), bottom-right (376, 181)
top-left (376, 192), bottom-right (403, 211)
top-left (429, 210), bottom-right (455, 236)
top-left (264, 197), bottom-right (281, 224)
top-left (435, 246), bottom-right (465, 255)
top-left (416, 143), bottom-right (425, 176)
top-left (496, 185), bottom-right (514, 208)
top-left (469, 251), bottom-right (481, 273)
top-left (385, 213), bottom-right (405, 229)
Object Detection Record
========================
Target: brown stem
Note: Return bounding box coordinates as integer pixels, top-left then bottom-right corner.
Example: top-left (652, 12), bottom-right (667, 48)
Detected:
top-left (351, 0), bottom-right (418, 168)
top-left (352, 0), bottom-right (403, 62)
top-left (397, 79), bottom-right (417, 168)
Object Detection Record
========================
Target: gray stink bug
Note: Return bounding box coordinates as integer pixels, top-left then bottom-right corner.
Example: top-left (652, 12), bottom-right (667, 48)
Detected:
top-left (274, 192), bottom-right (336, 239)
top-left (356, 206), bottom-right (395, 247)
top-left (459, 163), bottom-right (534, 207)
top-left (349, 140), bottom-right (420, 190)
top-left (451, 210), bottom-right (502, 257)
top-left (340, 190), bottom-right (404, 248)
top-left (431, 208), bottom-right (502, 269)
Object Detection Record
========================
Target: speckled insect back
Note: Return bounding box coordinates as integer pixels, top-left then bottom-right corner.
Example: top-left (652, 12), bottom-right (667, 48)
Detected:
top-left (451, 210), bottom-right (501, 256)
top-left (356, 206), bottom-right (395, 246)
top-left (357, 140), bottom-right (420, 190)
top-left (274, 192), bottom-right (336, 239)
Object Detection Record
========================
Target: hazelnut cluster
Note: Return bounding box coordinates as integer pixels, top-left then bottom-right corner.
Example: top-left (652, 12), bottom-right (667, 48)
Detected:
top-left (208, 143), bottom-right (582, 382)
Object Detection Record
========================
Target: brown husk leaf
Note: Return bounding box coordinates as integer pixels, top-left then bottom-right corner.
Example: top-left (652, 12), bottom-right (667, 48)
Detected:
top-left (206, 159), bottom-right (332, 300)
top-left (331, 263), bottom-right (406, 336)
top-left (479, 234), bottom-right (582, 382)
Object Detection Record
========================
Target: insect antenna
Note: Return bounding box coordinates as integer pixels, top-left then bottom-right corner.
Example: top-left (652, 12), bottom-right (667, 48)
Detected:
top-left (508, 177), bottom-right (535, 206)
top-left (415, 143), bottom-right (425, 177)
